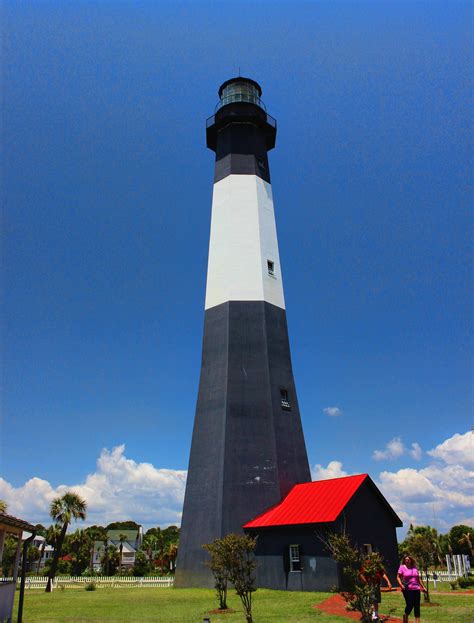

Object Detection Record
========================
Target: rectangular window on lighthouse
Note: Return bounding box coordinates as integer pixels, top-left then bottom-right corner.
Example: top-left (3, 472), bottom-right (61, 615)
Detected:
top-left (280, 389), bottom-right (291, 410)
top-left (267, 260), bottom-right (275, 276)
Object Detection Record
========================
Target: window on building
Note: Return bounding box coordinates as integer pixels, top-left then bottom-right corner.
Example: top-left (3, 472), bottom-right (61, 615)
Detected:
top-left (363, 544), bottom-right (373, 555)
top-left (280, 388), bottom-right (291, 410)
top-left (267, 260), bottom-right (275, 276)
top-left (289, 544), bottom-right (301, 572)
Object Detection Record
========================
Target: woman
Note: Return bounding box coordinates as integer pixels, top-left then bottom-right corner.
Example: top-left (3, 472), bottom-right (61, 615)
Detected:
top-left (397, 555), bottom-right (427, 623)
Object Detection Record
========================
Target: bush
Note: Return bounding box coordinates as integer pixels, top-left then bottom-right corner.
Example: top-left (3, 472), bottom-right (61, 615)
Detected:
top-left (85, 581), bottom-right (97, 591)
top-left (457, 576), bottom-right (474, 589)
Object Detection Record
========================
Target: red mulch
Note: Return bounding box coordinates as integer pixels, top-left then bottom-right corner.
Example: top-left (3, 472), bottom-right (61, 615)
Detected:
top-left (313, 593), bottom-right (404, 622)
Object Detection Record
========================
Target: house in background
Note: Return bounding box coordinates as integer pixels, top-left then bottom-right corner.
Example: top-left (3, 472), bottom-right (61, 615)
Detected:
top-left (23, 534), bottom-right (54, 570)
top-left (244, 474), bottom-right (402, 591)
top-left (93, 526), bottom-right (143, 572)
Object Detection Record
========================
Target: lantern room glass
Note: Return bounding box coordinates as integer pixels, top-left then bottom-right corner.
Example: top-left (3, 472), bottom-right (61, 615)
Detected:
top-left (219, 81), bottom-right (264, 109)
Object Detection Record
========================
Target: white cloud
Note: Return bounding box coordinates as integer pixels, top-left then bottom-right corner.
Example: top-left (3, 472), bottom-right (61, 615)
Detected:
top-left (377, 431), bottom-right (474, 532)
top-left (323, 406), bottom-right (342, 417)
top-left (427, 431), bottom-right (473, 468)
top-left (312, 460), bottom-right (349, 481)
top-left (373, 437), bottom-right (405, 461)
top-left (410, 442), bottom-right (422, 461)
top-left (0, 445), bottom-right (187, 529)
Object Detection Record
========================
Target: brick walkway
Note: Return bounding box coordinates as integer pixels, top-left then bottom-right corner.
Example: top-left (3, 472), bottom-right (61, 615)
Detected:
top-left (314, 593), bottom-right (404, 622)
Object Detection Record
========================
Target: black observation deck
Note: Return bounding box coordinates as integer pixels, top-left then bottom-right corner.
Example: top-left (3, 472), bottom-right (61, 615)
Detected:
top-left (206, 77), bottom-right (277, 152)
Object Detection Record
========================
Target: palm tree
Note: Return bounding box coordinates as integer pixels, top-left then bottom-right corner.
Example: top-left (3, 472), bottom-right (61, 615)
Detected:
top-left (459, 532), bottom-right (474, 558)
top-left (45, 492), bottom-right (87, 592)
top-left (166, 542), bottom-right (178, 573)
top-left (0, 500), bottom-right (7, 513)
top-left (118, 533), bottom-right (128, 573)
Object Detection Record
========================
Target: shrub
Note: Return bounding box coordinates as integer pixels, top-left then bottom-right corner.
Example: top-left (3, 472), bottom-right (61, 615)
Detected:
top-left (85, 581), bottom-right (97, 591)
top-left (457, 576), bottom-right (474, 589)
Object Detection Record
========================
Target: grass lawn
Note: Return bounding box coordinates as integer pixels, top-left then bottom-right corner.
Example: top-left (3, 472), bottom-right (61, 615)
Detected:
top-left (13, 587), bottom-right (473, 623)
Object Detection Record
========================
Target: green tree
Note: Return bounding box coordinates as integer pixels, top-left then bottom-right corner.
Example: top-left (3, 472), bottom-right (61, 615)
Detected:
top-left (448, 525), bottom-right (474, 557)
top-left (106, 521), bottom-right (139, 530)
top-left (166, 542), bottom-right (178, 573)
top-left (68, 529), bottom-right (91, 575)
top-left (1, 536), bottom-right (18, 576)
top-left (27, 545), bottom-right (40, 571)
top-left (204, 533), bottom-right (257, 623)
top-left (45, 492), bottom-right (87, 592)
top-left (320, 531), bottom-right (386, 623)
top-left (203, 538), bottom-right (232, 610)
top-left (0, 500), bottom-right (7, 513)
top-left (132, 550), bottom-right (151, 576)
top-left (100, 545), bottom-right (120, 575)
top-left (142, 533), bottom-right (160, 571)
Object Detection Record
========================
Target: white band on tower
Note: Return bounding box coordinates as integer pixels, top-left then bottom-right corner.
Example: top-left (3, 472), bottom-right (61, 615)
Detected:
top-left (205, 174), bottom-right (286, 310)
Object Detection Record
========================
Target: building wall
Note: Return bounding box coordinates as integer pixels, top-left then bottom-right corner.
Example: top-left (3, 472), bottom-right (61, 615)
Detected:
top-left (340, 481), bottom-right (401, 582)
top-left (251, 525), bottom-right (340, 592)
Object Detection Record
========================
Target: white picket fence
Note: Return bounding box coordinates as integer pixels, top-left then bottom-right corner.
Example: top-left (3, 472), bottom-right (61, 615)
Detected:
top-left (425, 570), bottom-right (467, 583)
top-left (9, 575), bottom-right (174, 589)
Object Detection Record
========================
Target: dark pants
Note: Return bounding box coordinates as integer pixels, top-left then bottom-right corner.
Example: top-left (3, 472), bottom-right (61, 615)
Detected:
top-left (403, 589), bottom-right (421, 618)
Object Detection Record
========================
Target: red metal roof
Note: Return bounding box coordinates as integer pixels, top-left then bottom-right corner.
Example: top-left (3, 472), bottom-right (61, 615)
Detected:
top-left (244, 474), bottom-right (369, 528)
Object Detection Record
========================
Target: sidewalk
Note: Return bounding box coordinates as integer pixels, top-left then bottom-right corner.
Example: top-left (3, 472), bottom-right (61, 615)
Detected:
top-left (314, 593), bottom-right (404, 622)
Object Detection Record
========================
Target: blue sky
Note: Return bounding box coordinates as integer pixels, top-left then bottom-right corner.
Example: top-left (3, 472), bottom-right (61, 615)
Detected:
top-left (2, 1), bottom-right (472, 535)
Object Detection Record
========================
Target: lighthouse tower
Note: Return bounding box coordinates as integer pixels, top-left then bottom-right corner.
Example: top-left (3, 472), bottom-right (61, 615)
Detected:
top-left (175, 78), bottom-right (311, 587)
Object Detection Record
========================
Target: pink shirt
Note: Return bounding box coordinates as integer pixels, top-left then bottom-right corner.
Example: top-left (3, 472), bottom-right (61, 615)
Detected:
top-left (398, 564), bottom-right (421, 590)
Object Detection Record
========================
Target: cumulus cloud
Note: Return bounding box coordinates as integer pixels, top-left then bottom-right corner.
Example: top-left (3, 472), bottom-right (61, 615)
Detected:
top-left (312, 460), bottom-right (349, 481)
top-left (323, 406), bottom-right (342, 417)
top-left (0, 445), bottom-right (187, 529)
top-left (377, 431), bottom-right (474, 532)
top-left (410, 443), bottom-right (422, 461)
top-left (311, 432), bottom-right (473, 532)
top-left (373, 437), bottom-right (405, 461)
top-left (372, 438), bottom-right (423, 462)
top-left (427, 431), bottom-right (473, 468)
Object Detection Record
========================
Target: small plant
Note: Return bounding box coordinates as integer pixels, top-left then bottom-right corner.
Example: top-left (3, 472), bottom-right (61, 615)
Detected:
top-left (457, 576), bottom-right (474, 589)
top-left (85, 581), bottom-right (96, 591)
top-left (449, 580), bottom-right (458, 590)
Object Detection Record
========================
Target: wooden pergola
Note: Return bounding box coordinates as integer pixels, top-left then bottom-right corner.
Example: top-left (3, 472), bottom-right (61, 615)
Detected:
top-left (0, 512), bottom-right (36, 623)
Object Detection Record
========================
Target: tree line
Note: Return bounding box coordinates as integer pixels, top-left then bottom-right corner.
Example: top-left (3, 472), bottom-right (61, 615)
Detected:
top-left (0, 494), bottom-right (179, 589)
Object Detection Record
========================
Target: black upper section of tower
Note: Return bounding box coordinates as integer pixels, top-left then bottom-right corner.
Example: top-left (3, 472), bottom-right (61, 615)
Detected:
top-left (206, 77), bottom-right (277, 184)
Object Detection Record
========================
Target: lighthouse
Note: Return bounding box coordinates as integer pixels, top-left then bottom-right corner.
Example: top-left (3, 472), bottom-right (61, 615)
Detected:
top-left (175, 78), bottom-right (311, 587)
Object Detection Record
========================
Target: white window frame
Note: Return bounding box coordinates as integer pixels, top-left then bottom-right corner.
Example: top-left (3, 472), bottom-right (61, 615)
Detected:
top-left (289, 544), bottom-right (301, 572)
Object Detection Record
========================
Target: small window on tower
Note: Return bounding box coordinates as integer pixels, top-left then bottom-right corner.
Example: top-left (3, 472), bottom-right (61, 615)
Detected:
top-left (267, 260), bottom-right (275, 276)
top-left (280, 389), bottom-right (291, 410)
top-left (289, 545), bottom-right (301, 572)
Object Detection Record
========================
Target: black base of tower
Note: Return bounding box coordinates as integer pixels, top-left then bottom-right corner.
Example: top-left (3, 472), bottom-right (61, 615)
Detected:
top-left (175, 301), bottom-right (310, 588)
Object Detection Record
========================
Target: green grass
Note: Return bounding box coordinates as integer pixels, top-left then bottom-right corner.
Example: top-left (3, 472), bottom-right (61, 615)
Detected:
top-left (13, 587), bottom-right (473, 623)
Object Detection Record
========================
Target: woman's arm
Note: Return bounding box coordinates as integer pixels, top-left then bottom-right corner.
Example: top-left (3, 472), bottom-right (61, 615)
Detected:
top-left (416, 569), bottom-right (427, 592)
top-left (396, 573), bottom-right (405, 590)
